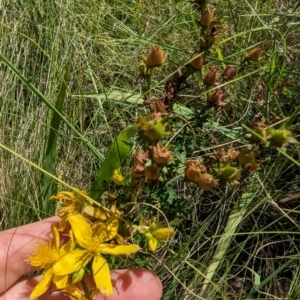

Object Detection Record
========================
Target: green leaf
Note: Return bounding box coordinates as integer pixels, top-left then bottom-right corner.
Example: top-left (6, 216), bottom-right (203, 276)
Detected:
top-left (244, 267), bottom-right (261, 290)
top-left (89, 126), bottom-right (138, 200)
top-left (42, 63), bottom-right (70, 211)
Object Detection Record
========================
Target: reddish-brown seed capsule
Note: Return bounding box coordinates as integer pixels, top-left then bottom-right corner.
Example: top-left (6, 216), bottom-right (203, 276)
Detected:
top-left (203, 67), bottom-right (218, 86)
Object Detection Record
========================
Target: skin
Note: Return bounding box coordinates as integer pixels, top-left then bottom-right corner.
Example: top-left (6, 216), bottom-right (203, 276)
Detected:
top-left (0, 217), bottom-right (163, 300)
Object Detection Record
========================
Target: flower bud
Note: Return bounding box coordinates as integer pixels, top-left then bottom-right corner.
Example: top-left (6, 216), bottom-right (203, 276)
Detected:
top-left (246, 48), bottom-right (262, 62)
top-left (199, 9), bottom-right (214, 28)
top-left (112, 169), bottom-right (125, 185)
top-left (222, 65), bottom-right (236, 79)
top-left (144, 232), bottom-right (153, 240)
top-left (267, 127), bottom-right (292, 147)
top-left (251, 120), bottom-right (267, 143)
top-left (207, 90), bottom-right (227, 110)
top-left (190, 53), bottom-right (204, 70)
top-left (145, 165), bottom-right (160, 181)
top-left (147, 46), bottom-right (165, 67)
top-left (142, 120), bottom-right (169, 141)
top-left (134, 152), bottom-right (148, 165)
top-left (72, 268), bottom-right (85, 284)
top-left (203, 67), bottom-right (218, 86)
top-left (185, 161), bottom-right (207, 182)
top-left (208, 90), bottom-right (225, 104)
top-left (197, 173), bottom-right (218, 190)
top-left (152, 143), bottom-right (172, 164)
top-left (220, 166), bottom-right (240, 184)
top-left (238, 149), bottom-right (255, 165)
top-left (131, 164), bottom-right (145, 179)
top-left (152, 227), bottom-right (175, 240)
top-left (185, 164), bottom-right (201, 182)
top-left (147, 238), bottom-right (159, 252)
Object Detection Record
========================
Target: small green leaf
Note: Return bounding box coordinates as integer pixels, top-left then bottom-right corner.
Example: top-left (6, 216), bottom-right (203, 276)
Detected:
top-left (245, 267), bottom-right (260, 290)
top-left (89, 126), bottom-right (138, 200)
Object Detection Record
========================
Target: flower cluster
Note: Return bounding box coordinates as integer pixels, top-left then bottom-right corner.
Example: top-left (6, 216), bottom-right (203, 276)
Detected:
top-left (131, 100), bottom-right (172, 185)
top-left (28, 191), bottom-right (174, 299)
top-left (184, 146), bottom-right (262, 189)
top-left (27, 192), bottom-right (139, 299)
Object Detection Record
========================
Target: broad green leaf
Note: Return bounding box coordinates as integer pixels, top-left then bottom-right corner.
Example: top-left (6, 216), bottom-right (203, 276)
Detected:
top-left (89, 126), bottom-right (138, 200)
top-left (42, 63), bottom-right (69, 211)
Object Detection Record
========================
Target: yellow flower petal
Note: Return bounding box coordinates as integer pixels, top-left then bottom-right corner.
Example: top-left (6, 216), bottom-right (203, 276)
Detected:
top-left (53, 249), bottom-right (92, 276)
top-left (59, 230), bottom-right (75, 256)
top-left (62, 284), bottom-right (87, 300)
top-left (152, 227), bottom-right (175, 241)
top-left (51, 224), bottom-right (60, 252)
top-left (94, 215), bottom-right (119, 242)
top-left (53, 274), bottom-right (69, 289)
top-left (30, 267), bottom-right (53, 299)
top-left (83, 205), bottom-right (107, 220)
top-left (92, 255), bottom-right (113, 296)
top-left (68, 214), bottom-right (93, 248)
top-left (100, 244), bottom-right (140, 255)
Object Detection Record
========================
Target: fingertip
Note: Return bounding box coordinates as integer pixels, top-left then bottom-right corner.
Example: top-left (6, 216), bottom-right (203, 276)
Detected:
top-left (96, 269), bottom-right (162, 300)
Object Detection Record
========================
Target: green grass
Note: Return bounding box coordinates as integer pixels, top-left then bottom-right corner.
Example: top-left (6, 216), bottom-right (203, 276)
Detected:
top-left (1, 0), bottom-right (300, 299)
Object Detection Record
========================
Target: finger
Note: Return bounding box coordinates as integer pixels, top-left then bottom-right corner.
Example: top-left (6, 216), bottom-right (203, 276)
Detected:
top-left (0, 217), bottom-right (60, 293)
top-left (0, 269), bottom-right (163, 300)
top-left (100, 269), bottom-right (163, 300)
top-left (0, 274), bottom-right (70, 300)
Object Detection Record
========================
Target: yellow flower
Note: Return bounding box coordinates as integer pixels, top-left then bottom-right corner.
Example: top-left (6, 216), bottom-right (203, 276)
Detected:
top-left (28, 225), bottom-right (74, 299)
top-left (52, 214), bottom-right (140, 296)
top-left (144, 227), bottom-right (175, 252)
top-left (51, 191), bottom-right (86, 220)
top-left (112, 169), bottom-right (125, 185)
top-left (51, 191), bottom-right (107, 227)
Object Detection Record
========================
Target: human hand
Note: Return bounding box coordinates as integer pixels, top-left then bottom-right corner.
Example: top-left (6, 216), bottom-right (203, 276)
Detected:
top-left (0, 217), bottom-right (163, 300)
